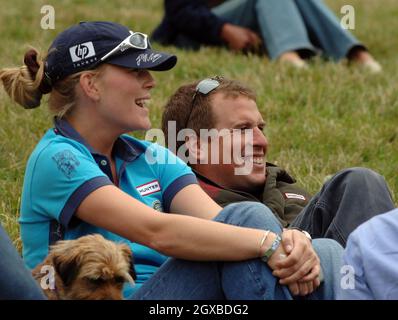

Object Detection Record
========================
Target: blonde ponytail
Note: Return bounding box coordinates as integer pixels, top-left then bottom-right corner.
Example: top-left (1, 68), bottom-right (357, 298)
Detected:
top-left (1, 47), bottom-right (104, 119)
top-left (0, 48), bottom-right (46, 109)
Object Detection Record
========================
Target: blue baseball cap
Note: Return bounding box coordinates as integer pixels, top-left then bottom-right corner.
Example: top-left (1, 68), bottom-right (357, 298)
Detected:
top-left (44, 21), bottom-right (177, 86)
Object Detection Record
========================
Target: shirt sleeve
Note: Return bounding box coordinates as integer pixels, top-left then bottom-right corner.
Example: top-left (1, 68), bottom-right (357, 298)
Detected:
top-left (339, 209), bottom-right (398, 300)
top-left (165, 0), bottom-right (227, 45)
top-left (29, 142), bottom-right (113, 228)
top-left (145, 143), bottom-right (197, 212)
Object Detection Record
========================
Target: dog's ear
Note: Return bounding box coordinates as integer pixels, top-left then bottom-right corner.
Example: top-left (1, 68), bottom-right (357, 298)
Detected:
top-left (52, 254), bottom-right (80, 287)
top-left (120, 244), bottom-right (136, 281)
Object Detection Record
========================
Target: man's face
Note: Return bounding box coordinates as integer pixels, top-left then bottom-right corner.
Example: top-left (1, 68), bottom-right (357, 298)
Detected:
top-left (196, 92), bottom-right (268, 193)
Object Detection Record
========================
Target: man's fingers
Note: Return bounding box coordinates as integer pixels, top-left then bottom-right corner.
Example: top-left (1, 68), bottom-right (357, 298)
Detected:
top-left (279, 259), bottom-right (316, 285)
top-left (288, 282), bottom-right (299, 296)
top-left (273, 261), bottom-right (301, 279)
top-left (313, 277), bottom-right (321, 289)
top-left (275, 247), bottom-right (303, 269)
top-left (298, 264), bottom-right (321, 283)
top-left (281, 230), bottom-right (294, 254)
top-left (298, 282), bottom-right (310, 296)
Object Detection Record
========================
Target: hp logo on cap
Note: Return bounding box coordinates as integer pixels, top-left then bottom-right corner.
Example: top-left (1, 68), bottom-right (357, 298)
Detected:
top-left (69, 41), bottom-right (96, 62)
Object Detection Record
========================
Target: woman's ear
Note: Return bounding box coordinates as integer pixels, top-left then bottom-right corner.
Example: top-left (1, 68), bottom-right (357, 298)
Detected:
top-left (79, 72), bottom-right (100, 101)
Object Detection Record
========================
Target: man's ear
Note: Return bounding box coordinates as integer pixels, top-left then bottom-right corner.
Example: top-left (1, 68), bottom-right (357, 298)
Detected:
top-left (185, 134), bottom-right (206, 164)
top-left (79, 72), bottom-right (100, 101)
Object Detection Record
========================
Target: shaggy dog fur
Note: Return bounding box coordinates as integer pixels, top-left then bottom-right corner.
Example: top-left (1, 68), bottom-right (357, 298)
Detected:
top-left (32, 234), bottom-right (136, 300)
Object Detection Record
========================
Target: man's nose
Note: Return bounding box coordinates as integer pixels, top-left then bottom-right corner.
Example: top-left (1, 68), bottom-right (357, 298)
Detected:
top-left (253, 127), bottom-right (268, 149)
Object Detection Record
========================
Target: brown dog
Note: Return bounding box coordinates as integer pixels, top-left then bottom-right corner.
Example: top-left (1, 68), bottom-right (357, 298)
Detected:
top-left (32, 234), bottom-right (136, 300)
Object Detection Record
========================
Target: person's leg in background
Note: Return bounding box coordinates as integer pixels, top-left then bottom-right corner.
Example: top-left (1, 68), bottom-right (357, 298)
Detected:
top-left (291, 167), bottom-right (395, 247)
top-left (212, 0), bottom-right (316, 67)
top-left (131, 202), bottom-right (343, 300)
top-left (293, 0), bottom-right (382, 72)
top-left (0, 224), bottom-right (46, 299)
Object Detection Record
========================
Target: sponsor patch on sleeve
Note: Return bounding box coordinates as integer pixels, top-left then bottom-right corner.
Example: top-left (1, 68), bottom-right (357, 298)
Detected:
top-left (136, 180), bottom-right (161, 196)
top-left (284, 193), bottom-right (306, 201)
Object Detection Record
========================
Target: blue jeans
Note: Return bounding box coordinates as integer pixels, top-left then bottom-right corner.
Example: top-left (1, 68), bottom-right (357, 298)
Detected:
top-left (130, 202), bottom-right (343, 300)
top-left (0, 224), bottom-right (46, 299)
top-left (212, 0), bottom-right (363, 60)
top-left (290, 168), bottom-right (395, 247)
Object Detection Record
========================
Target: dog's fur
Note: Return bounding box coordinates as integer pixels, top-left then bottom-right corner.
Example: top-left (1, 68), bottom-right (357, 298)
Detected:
top-left (32, 234), bottom-right (136, 300)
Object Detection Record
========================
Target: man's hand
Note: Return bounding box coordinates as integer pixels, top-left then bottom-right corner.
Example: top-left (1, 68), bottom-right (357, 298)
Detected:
top-left (287, 278), bottom-right (321, 296)
top-left (271, 229), bottom-right (321, 296)
top-left (220, 23), bottom-right (261, 51)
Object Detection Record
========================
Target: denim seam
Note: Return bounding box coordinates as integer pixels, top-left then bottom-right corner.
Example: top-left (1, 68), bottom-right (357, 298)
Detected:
top-left (247, 260), bottom-right (267, 299)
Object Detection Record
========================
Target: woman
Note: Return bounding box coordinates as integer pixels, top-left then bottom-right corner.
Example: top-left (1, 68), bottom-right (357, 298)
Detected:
top-left (0, 21), bottom-right (342, 299)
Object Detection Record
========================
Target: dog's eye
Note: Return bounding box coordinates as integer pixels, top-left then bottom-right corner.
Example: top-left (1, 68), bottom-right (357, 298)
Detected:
top-left (88, 277), bottom-right (105, 285)
top-left (114, 276), bottom-right (125, 284)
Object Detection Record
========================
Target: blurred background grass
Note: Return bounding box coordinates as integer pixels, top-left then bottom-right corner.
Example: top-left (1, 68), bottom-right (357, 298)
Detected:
top-left (1, 0), bottom-right (397, 249)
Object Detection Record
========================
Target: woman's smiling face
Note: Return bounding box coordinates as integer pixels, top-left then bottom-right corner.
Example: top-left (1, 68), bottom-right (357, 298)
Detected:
top-left (94, 64), bottom-right (156, 132)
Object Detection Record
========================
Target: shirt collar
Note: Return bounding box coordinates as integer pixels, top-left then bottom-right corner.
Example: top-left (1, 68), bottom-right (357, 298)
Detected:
top-left (53, 117), bottom-right (144, 162)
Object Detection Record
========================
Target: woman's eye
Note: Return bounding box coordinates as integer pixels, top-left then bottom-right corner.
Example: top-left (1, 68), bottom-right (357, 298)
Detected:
top-left (128, 69), bottom-right (139, 73)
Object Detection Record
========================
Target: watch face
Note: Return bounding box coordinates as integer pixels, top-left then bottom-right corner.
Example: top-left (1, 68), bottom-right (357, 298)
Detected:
top-left (302, 230), bottom-right (312, 241)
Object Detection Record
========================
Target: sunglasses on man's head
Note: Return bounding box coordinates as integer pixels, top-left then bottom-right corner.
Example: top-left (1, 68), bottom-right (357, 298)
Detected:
top-left (184, 76), bottom-right (223, 128)
top-left (193, 76), bottom-right (223, 100)
top-left (100, 31), bottom-right (149, 62)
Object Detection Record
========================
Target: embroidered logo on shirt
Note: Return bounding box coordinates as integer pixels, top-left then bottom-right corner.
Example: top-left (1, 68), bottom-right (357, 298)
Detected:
top-left (284, 193), bottom-right (306, 201)
top-left (52, 150), bottom-right (80, 179)
top-left (136, 180), bottom-right (161, 196)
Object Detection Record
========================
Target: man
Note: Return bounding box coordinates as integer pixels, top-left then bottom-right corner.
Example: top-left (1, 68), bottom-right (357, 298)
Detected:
top-left (161, 76), bottom-right (395, 247)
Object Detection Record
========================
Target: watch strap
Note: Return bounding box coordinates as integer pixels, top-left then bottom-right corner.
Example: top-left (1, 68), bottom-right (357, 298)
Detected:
top-left (261, 234), bottom-right (282, 262)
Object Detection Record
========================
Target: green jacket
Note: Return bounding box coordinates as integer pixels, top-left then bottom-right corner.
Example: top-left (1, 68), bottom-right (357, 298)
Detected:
top-left (196, 163), bottom-right (312, 227)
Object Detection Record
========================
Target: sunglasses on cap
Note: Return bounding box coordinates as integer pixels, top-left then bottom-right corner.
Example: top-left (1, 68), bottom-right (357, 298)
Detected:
top-left (184, 76), bottom-right (223, 128)
top-left (100, 30), bottom-right (149, 62)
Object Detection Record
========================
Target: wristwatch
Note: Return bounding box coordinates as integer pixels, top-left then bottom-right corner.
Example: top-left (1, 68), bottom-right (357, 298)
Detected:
top-left (290, 227), bottom-right (312, 242)
top-left (261, 234), bottom-right (282, 263)
top-left (301, 230), bottom-right (312, 242)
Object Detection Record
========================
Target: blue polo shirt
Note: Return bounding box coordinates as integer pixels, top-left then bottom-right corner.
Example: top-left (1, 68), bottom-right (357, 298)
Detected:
top-left (19, 118), bottom-right (197, 296)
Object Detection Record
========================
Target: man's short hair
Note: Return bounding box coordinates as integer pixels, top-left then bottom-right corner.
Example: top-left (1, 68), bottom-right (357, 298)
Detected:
top-left (161, 77), bottom-right (256, 151)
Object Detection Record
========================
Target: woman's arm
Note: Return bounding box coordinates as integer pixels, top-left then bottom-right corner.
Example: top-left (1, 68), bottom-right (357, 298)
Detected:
top-left (75, 184), bottom-right (277, 261)
top-left (169, 184), bottom-right (222, 219)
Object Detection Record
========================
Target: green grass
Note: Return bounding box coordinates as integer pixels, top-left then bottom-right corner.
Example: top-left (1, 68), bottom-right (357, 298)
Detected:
top-left (1, 0), bottom-right (398, 250)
